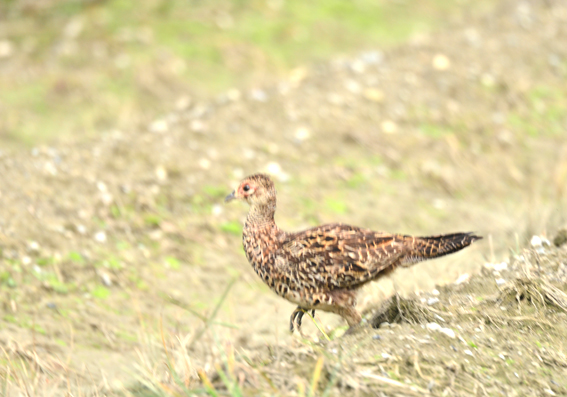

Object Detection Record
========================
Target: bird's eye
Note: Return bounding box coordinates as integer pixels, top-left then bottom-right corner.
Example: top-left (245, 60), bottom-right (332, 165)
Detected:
top-left (243, 184), bottom-right (250, 192)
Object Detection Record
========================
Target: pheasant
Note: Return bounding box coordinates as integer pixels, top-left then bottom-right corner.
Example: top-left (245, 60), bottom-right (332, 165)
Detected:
top-left (225, 173), bottom-right (481, 333)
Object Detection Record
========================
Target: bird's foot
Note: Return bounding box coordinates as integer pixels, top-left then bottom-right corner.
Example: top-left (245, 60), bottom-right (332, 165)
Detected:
top-left (289, 307), bottom-right (316, 333)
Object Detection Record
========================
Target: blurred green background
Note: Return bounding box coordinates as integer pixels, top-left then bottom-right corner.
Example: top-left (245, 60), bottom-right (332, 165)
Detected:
top-left (0, 0), bottom-right (485, 146)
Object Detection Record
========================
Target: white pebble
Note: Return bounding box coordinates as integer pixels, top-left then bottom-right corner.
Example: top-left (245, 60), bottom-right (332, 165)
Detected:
top-left (226, 88), bottom-right (241, 101)
top-left (0, 40), bottom-right (14, 59)
top-left (155, 165), bottom-right (168, 182)
top-left (265, 162), bottom-right (289, 182)
top-left (381, 120), bottom-right (398, 134)
top-left (294, 126), bottom-right (311, 142)
top-left (426, 323), bottom-right (441, 332)
top-left (432, 54), bottom-right (451, 70)
top-left (191, 119), bottom-right (206, 132)
top-left (100, 272), bottom-right (112, 287)
top-left (427, 297), bottom-right (440, 306)
top-left (211, 204), bottom-right (223, 216)
top-left (493, 262), bottom-right (508, 272)
top-left (94, 231), bottom-right (107, 243)
top-left (100, 192), bottom-right (113, 206)
top-left (232, 168), bottom-right (244, 179)
top-left (454, 273), bottom-right (470, 285)
top-left (427, 322), bottom-right (455, 338)
top-left (496, 278), bottom-right (506, 286)
top-left (97, 181), bottom-right (108, 192)
top-left (439, 327), bottom-right (456, 339)
top-left (149, 119), bottom-right (168, 133)
top-left (199, 158), bottom-right (211, 170)
top-left (28, 241), bottom-right (40, 252)
top-left (530, 235), bottom-right (542, 248)
top-left (464, 349), bottom-right (473, 356)
top-left (22, 256), bottom-right (32, 265)
top-left (431, 289), bottom-right (440, 296)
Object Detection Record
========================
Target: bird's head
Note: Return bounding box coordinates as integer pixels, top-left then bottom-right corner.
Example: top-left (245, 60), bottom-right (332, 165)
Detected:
top-left (225, 173), bottom-right (276, 207)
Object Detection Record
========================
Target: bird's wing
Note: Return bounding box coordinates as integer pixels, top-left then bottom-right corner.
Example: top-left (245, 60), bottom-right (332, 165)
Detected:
top-left (280, 223), bottom-right (408, 289)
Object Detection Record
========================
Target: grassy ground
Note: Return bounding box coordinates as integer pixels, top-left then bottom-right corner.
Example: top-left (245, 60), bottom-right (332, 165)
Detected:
top-left (1, 0), bottom-right (567, 395)
top-left (1, 0), bottom-right (485, 146)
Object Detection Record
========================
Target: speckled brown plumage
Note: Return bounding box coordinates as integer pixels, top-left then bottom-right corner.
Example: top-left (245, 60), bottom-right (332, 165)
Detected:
top-left (225, 173), bottom-right (481, 333)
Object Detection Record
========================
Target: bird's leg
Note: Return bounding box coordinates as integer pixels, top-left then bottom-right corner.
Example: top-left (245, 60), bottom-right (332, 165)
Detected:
top-left (289, 307), bottom-right (315, 332)
top-left (338, 306), bottom-right (363, 336)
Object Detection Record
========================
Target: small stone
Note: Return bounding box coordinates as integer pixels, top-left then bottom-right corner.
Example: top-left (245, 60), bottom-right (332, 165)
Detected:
top-left (155, 165), bottom-right (168, 182)
top-left (100, 192), bottom-right (113, 206)
top-left (381, 120), bottom-right (398, 134)
top-left (175, 95), bottom-right (192, 110)
top-left (454, 273), bottom-right (470, 285)
top-left (191, 120), bottom-right (206, 132)
top-left (360, 51), bottom-right (383, 65)
top-left (199, 158), bottom-right (211, 170)
top-left (363, 88), bottom-right (384, 102)
top-left (350, 60), bottom-right (366, 74)
top-left (265, 162), bottom-right (289, 182)
top-left (22, 256), bottom-right (32, 265)
top-left (327, 93), bottom-right (345, 105)
top-left (439, 327), bottom-right (456, 339)
top-left (345, 79), bottom-right (361, 94)
top-left (431, 289), bottom-right (440, 296)
top-left (496, 278), bottom-right (506, 286)
top-left (28, 241), bottom-right (41, 253)
top-left (149, 119), bottom-right (168, 133)
top-left (294, 127), bottom-right (310, 143)
top-left (94, 231), bottom-right (107, 243)
top-left (432, 54), bottom-right (451, 70)
top-left (76, 224), bottom-right (87, 235)
top-left (97, 182), bottom-right (108, 192)
top-left (232, 168), bottom-right (244, 179)
top-left (251, 89), bottom-right (267, 102)
top-left (426, 322), bottom-right (441, 332)
top-left (226, 88), bottom-right (241, 101)
top-left (372, 334), bottom-right (382, 340)
top-left (464, 349), bottom-right (473, 356)
top-left (493, 262), bottom-right (508, 272)
top-left (379, 322), bottom-right (390, 329)
top-left (211, 204), bottom-right (223, 216)
top-left (289, 67), bottom-right (307, 84)
top-left (427, 297), bottom-right (440, 306)
top-left (100, 272), bottom-right (112, 287)
top-left (480, 73), bottom-right (496, 88)
top-left (0, 40), bottom-right (14, 58)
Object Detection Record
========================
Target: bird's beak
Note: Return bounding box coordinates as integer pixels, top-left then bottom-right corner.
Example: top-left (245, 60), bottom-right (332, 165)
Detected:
top-left (225, 191), bottom-right (236, 203)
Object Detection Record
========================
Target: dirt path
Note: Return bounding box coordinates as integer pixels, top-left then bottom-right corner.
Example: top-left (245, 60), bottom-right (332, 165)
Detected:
top-left (1, 0), bottom-right (566, 394)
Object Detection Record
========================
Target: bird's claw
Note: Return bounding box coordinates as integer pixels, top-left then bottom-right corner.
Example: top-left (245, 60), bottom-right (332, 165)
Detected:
top-left (289, 307), bottom-right (315, 333)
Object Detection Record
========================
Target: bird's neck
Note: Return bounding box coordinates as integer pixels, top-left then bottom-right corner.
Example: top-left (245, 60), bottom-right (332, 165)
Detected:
top-left (245, 202), bottom-right (277, 230)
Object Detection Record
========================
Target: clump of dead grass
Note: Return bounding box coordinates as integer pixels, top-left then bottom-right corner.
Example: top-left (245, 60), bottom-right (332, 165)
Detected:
top-left (497, 276), bottom-right (567, 313)
top-left (369, 295), bottom-right (444, 327)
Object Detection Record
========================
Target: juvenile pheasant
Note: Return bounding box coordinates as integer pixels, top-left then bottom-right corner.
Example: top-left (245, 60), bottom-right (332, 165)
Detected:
top-left (225, 173), bottom-right (481, 333)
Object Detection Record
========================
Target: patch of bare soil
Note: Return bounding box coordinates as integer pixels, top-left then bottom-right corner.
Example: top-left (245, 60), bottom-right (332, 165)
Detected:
top-left (1, 0), bottom-right (567, 395)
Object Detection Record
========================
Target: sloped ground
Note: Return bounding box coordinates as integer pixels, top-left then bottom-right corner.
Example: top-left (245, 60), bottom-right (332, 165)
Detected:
top-left (198, 244), bottom-right (567, 396)
top-left (1, 0), bottom-right (567, 395)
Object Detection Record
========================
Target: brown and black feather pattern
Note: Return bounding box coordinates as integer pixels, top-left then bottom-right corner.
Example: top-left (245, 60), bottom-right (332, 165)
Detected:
top-left (227, 173), bottom-right (482, 332)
